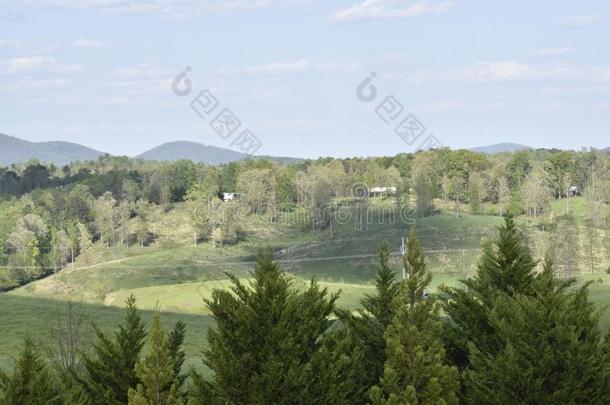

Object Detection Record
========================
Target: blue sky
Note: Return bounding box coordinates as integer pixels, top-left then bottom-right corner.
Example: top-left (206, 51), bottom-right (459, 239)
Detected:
top-left (1, 0), bottom-right (609, 158)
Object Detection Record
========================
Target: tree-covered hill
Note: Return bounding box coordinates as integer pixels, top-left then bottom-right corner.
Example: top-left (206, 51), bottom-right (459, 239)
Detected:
top-left (0, 133), bottom-right (104, 166)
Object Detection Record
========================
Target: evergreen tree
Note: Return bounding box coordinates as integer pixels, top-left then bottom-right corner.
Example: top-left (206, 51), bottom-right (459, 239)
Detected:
top-left (167, 321), bottom-right (187, 392)
top-left (0, 338), bottom-right (60, 405)
top-left (78, 295), bottom-right (147, 405)
top-left (361, 241), bottom-right (401, 328)
top-left (442, 215), bottom-right (537, 368)
top-left (333, 241), bottom-right (401, 403)
top-left (463, 256), bottom-right (610, 404)
top-left (128, 313), bottom-right (183, 405)
top-left (370, 229), bottom-right (459, 405)
top-left (304, 323), bottom-right (370, 405)
top-left (190, 249), bottom-right (340, 404)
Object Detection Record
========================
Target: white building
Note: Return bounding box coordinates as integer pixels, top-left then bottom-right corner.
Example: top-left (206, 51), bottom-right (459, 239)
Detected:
top-left (221, 192), bottom-right (239, 201)
top-left (369, 186), bottom-right (397, 196)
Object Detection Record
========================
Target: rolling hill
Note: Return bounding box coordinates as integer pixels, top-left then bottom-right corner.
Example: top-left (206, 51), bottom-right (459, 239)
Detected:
top-left (136, 141), bottom-right (245, 164)
top-left (469, 142), bottom-right (531, 154)
top-left (0, 133), bottom-right (104, 166)
top-left (137, 141), bottom-right (301, 164)
top-left (0, 134), bottom-right (300, 166)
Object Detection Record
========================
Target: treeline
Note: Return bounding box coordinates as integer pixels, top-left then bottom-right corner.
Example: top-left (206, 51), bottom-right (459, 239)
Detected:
top-left (1, 217), bottom-right (609, 404)
top-left (1, 148), bottom-right (609, 289)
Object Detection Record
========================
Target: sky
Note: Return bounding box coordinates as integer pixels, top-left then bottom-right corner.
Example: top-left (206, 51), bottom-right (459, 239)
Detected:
top-left (1, 0), bottom-right (609, 159)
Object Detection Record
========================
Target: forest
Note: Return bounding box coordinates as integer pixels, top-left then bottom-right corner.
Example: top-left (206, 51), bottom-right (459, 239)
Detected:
top-left (1, 147), bottom-right (608, 290)
top-left (1, 147), bottom-right (610, 404)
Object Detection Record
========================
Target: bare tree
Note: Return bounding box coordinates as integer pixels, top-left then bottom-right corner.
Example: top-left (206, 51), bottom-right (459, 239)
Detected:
top-left (553, 215), bottom-right (579, 278)
top-left (42, 301), bottom-right (92, 383)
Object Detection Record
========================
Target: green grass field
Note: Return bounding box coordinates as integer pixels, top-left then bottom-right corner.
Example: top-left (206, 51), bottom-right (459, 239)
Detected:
top-left (2, 197), bottom-right (609, 374)
top-left (0, 293), bottom-right (214, 374)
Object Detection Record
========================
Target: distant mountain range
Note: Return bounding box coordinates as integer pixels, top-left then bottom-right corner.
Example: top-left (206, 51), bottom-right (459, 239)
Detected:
top-left (468, 143), bottom-right (532, 154)
top-left (136, 141), bottom-right (300, 165)
top-left (0, 133), bottom-right (104, 166)
top-left (0, 133), bottom-right (300, 166)
top-left (1, 133), bottom-right (607, 166)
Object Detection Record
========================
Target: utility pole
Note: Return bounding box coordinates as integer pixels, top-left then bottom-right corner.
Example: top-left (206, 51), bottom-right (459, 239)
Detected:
top-left (400, 236), bottom-right (407, 279)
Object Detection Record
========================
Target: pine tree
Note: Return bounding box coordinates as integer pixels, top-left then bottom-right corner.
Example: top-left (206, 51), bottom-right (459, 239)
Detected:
top-left (463, 256), bottom-right (610, 404)
top-left (78, 295), bottom-right (147, 405)
top-left (306, 324), bottom-right (369, 405)
top-left (190, 249), bottom-right (339, 404)
top-left (0, 338), bottom-right (60, 405)
top-left (333, 241), bottom-right (401, 403)
top-left (442, 215), bottom-right (537, 368)
top-left (370, 229), bottom-right (459, 405)
top-left (128, 313), bottom-right (183, 405)
top-left (167, 321), bottom-right (186, 392)
top-left (361, 241), bottom-right (400, 328)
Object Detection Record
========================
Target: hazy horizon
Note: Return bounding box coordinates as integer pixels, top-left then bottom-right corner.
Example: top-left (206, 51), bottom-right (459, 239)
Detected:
top-left (2, 0), bottom-right (610, 158)
top-left (2, 132), bottom-right (607, 161)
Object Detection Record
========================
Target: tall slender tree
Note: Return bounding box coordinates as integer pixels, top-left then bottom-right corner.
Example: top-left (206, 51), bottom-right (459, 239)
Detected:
top-left (442, 215), bottom-right (537, 369)
top-left (128, 313), bottom-right (183, 405)
top-left (334, 242), bottom-right (401, 403)
top-left (78, 295), bottom-right (147, 405)
top-left (370, 229), bottom-right (459, 405)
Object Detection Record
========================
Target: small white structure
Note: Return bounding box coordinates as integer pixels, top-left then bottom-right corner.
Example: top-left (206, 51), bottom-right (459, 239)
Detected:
top-left (568, 186), bottom-right (581, 197)
top-left (369, 186), bottom-right (397, 196)
top-left (221, 192), bottom-right (239, 201)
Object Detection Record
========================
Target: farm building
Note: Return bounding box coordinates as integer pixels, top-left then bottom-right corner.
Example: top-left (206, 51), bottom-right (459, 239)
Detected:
top-left (221, 192), bottom-right (239, 201)
top-left (369, 186), bottom-right (397, 197)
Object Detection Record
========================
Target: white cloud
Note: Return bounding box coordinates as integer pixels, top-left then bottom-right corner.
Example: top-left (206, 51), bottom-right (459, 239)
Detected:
top-left (0, 39), bottom-right (24, 49)
top-left (70, 38), bottom-right (106, 49)
top-left (0, 38), bottom-right (102, 54)
top-left (242, 59), bottom-right (313, 75)
top-left (594, 100), bottom-right (610, 111)
top-left (557, 14), bottom-right (601, 29)
top-left (476, 61), bottom-right (532, 81)
top-left (422, 98), bottom-right (504, 113)
top-left (0, 78), bottom-right (69, 93)
top-left (1, 56), bottom-right (80, 74)
top-left (11, 0), bottom-right (311, 17)
top-left (238, 59), bottom-right (358, 75)
top-left (408, 61), bottom-right (585, 84)
top-left (592, 67), bottom-right (610, 83)
top-left (331, 0), bottom-right (453, 22)
top-left (109, 65), bottom-right (172, 79)
top-left (532, 46), bottom-right (574, 58)
top-left (536, 101), bottom-right (564, 112)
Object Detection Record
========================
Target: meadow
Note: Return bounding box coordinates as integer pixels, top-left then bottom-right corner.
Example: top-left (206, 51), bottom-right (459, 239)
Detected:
top-left (2, 196), bottom-right (609, 373)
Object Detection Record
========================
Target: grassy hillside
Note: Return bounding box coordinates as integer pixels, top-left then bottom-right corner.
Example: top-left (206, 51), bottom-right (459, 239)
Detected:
top-left (15, 201), bottom-right (504, 302)
top-left (0, 294), bottom-right (213, 374)
top-left (3, 196), bottom-right (609, 372)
